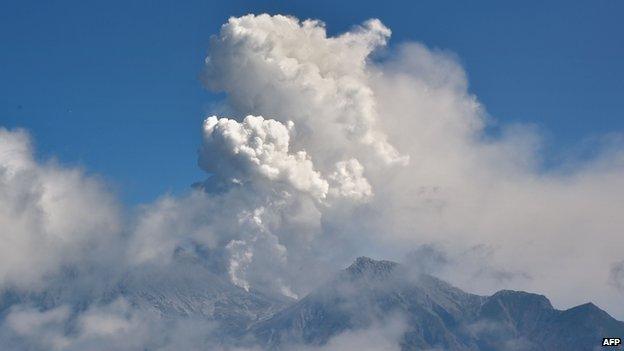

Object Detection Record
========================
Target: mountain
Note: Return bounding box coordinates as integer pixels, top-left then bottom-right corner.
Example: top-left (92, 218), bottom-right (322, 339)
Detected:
top-left (252, 257), bottom-right (624, 351)
top-left (1, 256), bottom-right (621, 350)
top-left (118, 259), bottom-right (290, 338)
top-left (0, 255), bottom-right (290, 343)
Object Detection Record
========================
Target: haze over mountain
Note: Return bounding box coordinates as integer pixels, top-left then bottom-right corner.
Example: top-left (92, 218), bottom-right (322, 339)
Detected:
top-left (253, 257), bottom-right (624, 351)
top-left (1, 256), bottom-right (620, 350)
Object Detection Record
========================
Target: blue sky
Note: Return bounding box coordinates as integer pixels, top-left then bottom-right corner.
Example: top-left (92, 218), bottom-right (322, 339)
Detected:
top-left (1, 0), bottom-right (622, 205)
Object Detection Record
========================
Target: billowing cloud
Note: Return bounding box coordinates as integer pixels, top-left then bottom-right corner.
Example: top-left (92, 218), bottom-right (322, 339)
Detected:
top-left (328, 159), bottom-right (373, 201)
top-left (199, 14), bottom-right (624, 318)
top-left (204, 14), bottom-right (407, 168)
top-left (0, 128), bottom-right (121, 290)
top-left (200, 115), bottom-right (329, 200)
top-left (367, 42), bottom-right (624, 313)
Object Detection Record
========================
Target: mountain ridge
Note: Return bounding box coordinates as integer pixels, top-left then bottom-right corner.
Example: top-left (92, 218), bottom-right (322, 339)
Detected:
top-left (1, 256), bottom-right (621, 350)
top-left (252, 256), bottom-right (624, 351)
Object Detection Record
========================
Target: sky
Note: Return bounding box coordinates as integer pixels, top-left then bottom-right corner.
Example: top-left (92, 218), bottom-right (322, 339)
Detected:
top-left (1, 5), bottom-right (624, 348)
top-left (1, 0), bottom-right (623, 205)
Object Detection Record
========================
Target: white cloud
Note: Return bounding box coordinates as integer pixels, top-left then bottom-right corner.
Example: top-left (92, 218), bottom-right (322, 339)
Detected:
top-left (328, 159), bottom-right (373, 201)
top-left (204, 14), bottom-right (407, 169)
top-left (200, 115), bottom-right (329, 200)
top-left (293, 315), bottom-right (407, 351)
top-left (200, 15), bottom-right (624, 319)
top-left (0, 128), bottom-right (121, 290)
top-left (0, 299), bottom-right (223, 351)
top-left (364, 42), bottom-right (624, 315)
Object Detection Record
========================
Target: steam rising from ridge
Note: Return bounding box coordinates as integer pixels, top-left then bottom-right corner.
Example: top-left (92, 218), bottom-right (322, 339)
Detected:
top-left (196, 14), bottom-right (624, 315)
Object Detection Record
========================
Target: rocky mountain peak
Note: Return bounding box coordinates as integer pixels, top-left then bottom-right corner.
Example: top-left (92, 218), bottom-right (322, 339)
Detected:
top-left (345, 256), bottom-right (398, 279)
